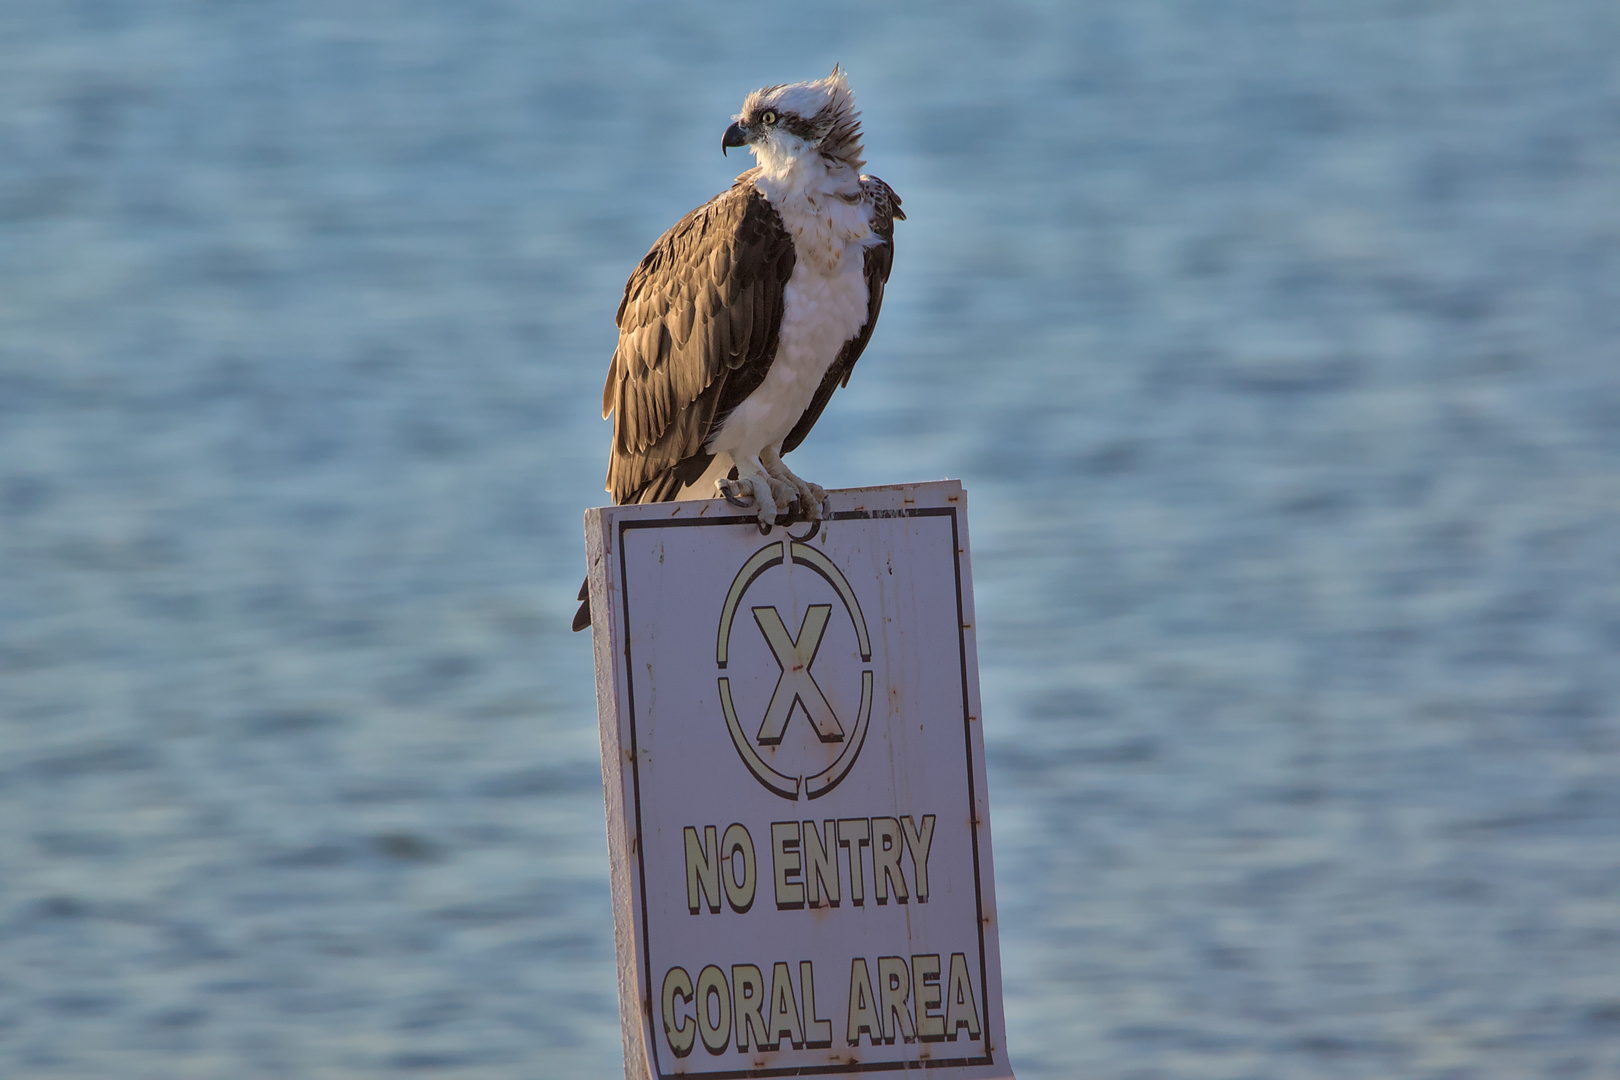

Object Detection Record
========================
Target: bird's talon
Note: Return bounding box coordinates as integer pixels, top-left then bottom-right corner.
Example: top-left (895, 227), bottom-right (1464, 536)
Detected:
top-left (717, 477), bottom-right (756, 509)
top-left (786, 517), bottom-right (821, 543)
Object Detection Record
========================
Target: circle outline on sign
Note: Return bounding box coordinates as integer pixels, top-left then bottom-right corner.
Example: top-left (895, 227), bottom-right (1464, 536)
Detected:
top-left (715, 539), bottom-right (873, 800)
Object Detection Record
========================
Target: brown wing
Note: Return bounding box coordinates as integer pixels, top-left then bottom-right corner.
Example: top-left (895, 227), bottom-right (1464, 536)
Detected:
top-left (602, 171), bottom-right (796, 504)
top-left (781, 175), bottom-right (904, 454)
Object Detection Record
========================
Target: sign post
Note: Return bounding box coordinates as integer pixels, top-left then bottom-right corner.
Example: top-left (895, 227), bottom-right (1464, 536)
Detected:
top-left (585, 480), bottom-right (1014, 1080)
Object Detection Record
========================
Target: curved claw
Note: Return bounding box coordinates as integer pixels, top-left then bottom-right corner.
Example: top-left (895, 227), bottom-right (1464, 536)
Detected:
top-left (786, 518), bottom-right (820, 543)
top-left (717, 477), bottom-right (756, 510)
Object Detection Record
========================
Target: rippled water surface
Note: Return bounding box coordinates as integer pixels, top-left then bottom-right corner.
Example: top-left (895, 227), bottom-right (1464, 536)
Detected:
top-left (3, 3), bottom-right (1619, 1077)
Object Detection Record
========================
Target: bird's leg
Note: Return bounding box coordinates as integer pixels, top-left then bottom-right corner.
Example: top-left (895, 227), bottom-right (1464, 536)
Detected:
top-left (717, 456), bottom-right (788, 528)
top-left (760, 445), bottom-right (826, 522)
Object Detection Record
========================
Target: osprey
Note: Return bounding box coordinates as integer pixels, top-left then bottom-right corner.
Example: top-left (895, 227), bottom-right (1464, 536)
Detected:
top-left (573, 67), bottom-right (903, 632)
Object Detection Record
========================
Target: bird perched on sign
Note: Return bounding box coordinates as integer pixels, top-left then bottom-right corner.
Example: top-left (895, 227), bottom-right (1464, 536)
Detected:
top-left (573, 67), bottom-right (903, 632)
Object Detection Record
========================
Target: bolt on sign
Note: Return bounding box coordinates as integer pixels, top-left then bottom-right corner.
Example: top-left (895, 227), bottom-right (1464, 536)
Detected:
top-left (584, 481), bottom-right (1014, 1080)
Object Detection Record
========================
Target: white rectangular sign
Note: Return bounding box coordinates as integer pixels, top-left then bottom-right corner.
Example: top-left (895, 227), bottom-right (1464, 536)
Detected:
top-left (585, 481), bottom-right (1013, 1080)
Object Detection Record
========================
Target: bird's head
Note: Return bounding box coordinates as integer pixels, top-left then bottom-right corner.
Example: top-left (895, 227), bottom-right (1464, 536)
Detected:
top-left (723, 65), bottom-right (865, 173)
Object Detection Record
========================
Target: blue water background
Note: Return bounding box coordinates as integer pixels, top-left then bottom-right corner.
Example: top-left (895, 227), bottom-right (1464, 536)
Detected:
top-left (3, 2), bottom-right (1618, 1076)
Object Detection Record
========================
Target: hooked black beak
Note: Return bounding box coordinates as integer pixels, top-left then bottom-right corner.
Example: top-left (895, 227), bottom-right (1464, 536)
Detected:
top-left (722, 121), bottom-right (748, 155)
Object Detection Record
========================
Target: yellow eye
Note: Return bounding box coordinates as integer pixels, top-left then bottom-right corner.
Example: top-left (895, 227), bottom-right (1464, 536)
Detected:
top-left (761, 110), bottom-right (778, 126)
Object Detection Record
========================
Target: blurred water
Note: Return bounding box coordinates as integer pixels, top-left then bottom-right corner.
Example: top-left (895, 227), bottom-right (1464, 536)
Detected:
top-left (3, 2), bottom-right (1619, 1077)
